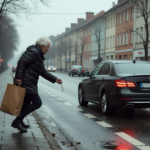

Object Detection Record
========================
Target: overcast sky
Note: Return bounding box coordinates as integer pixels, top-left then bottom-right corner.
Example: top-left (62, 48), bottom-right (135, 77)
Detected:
top-left (10, 0), bottom-right (118, 64)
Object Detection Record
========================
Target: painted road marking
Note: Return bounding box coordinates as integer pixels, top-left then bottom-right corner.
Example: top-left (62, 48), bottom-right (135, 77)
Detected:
top-left (137, 146), bottom-right (150, 150)
top-left (96, 121), bottom-right (112, 127)
top-left (64, 102), bottom-right (72, 106)
top-left (51, 95), bottom-right (56, 97)
top-left (115, 132), bottom-right (145, 146)
top-left (44, 90), bottom-right (47, 92)
top-left (83, 114), bottom-right (96, 119)
top-left (57, 98), bottom-right (63, 101)
top-left (73, 108), bottom-right (83, 111)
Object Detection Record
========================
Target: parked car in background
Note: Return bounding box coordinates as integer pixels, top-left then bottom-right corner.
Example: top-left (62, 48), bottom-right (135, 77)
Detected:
top-left (47, 66), bottom-right (56, 72)
top-left (78, 60), bottom-right (150, 116)
top-left (45, 66), bottom-right (47, 70)
top-left (68, 65), bottom-right (86, 77)
top-left (12, 65), bottom-right (17, 73)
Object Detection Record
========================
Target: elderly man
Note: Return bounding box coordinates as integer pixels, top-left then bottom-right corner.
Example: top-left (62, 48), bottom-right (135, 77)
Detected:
top-left (11, 37), bottom-right (62, 132)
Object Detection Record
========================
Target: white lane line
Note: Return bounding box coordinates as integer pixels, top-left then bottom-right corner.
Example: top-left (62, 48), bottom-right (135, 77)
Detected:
top-left (96, 121), bottom-right (112, 127)
top-left (73, 108), bottom-right (83, 111)
top-left (115, 132), bottom-right (145, 146)
top-left (83, 114), bottom-right (96, 119)
top-left (44, 90), bottom-right (47, 92)
top-left (137, 146), bottom-right (150, 150)
top-left (64, 102), bottom-right (72, 106)
top-left (51, 95), bottom-right (56, 97)
top-left (57, 98), bottom-right (63, 101)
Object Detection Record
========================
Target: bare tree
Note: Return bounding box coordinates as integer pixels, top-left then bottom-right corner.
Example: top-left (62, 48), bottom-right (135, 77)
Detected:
top-left (0, 15), bottom-right (19, 72)
top-left (0, 0), bottom-right (51, 21)
top-left (92, 22), bottom-right (103, 64)
top-left (56, 43), bottom-right (63, 70)
top-left (67, 38), bottom-right (73, 67)
top-left (61, 40), bottom-right (67, 71)
top-left (79, 37), bottom-right (87, 66)
top-left (72, 41), bottom-right (78, 65)
top-left (129, 0), bottom-right (150, 61)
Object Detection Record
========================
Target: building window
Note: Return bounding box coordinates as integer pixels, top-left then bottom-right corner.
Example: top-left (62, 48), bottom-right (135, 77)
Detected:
top-left (110, 55), bottom-right (113, 60)
top-left (123, 33), bottom-right (125, 45)
top-left (127, 9), bottom-right (129, 21)
top-left (140, 27), bottom-right (143, 42)
top-left (113, 16), bottom-right (115, 26)
top-left (123, 11), bottom-right (125, 22)
top-left (117, 35), bottom-right (118, 46)
top-left (136, 28), bottom-right (139, 43)
top-left (116, 55), bottom-right (117, 60)
top-left (131, 31), bottom-right (133, 43)
top-left (130, 54), bottom-right (133, 60)
top-left (119, 55), bottom-right (122, 60)
top-left (120, 13), bottom-right (122, 24)
top-left (132, 7), bottom-right (134, 19)
top-left (111, 17), bottom-right (112, 27)
top-left (108, 37), bottom-right (109, 48)
top-left (119, 33), bottom-right (121, 46)
top-left (126, 31), bottom-right (128, 44)
top-left (124, 55), bottom-right (128, 60)
top-left (108, 18), bottom-right (110, 28)
top-left (113, 35), bottom-right (115, 48)
top-left (84, 44), bottom-right (87, 52)
top-left (106, 56), bottom-right (109, 60)
top-left (110, 36), bottom-right (112, 48)
top-left (117, 14), bottom-right (119, 25)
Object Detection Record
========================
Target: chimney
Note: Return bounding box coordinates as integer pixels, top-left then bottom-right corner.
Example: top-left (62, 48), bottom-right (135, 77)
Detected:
top-left (77, 18), bottom-right (84, 24)
top-left (86, 12), bottom-right (94, 20)
top-left (112, 2), bottom-right (115, 7)
top-left (49, 35), bottom-right (55, 41)
top-left (65, 28), bottom-right (70, 32)
top-left (71, 23), bottom-right (77, 29)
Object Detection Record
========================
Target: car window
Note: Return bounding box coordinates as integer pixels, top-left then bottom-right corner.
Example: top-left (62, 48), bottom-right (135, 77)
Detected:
top-left (99, 63), bottom-right (110, 75)
top-left (91, 63), bottom-right (104, 76)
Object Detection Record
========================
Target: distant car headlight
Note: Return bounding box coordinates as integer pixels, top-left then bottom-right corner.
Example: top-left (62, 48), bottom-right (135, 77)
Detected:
top-left (53, 68), bottom-right (56, 70)
top-left (48, 68), bottom-right (50, 70)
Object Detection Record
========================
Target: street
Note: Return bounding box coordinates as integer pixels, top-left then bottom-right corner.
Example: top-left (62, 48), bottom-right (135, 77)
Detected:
top-left (37, 72), bottom-right (150, 150)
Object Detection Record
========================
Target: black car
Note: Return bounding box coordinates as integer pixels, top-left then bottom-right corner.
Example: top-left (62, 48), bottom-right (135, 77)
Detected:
top-left (78, 60), bottom-right (150, 115)
top-left (47, 66), bottom-right (56, 72)
top-left (68, 65), bottom-right (85, 77)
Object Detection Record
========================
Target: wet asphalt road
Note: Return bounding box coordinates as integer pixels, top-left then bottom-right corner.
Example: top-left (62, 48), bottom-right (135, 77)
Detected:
top-left (37, 72), bottom-right (150, 150)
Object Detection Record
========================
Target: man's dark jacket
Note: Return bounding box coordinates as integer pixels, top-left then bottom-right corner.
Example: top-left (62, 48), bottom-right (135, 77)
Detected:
top-left (15, 44), bottom-right (57, 94)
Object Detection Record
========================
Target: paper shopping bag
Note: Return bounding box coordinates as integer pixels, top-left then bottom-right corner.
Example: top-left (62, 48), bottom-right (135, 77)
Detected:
top-left (0, 83), bottom-right (26, 116)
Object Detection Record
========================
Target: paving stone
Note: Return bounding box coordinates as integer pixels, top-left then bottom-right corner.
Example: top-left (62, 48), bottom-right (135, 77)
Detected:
top-left (1, 145), bottom-right (38, 150)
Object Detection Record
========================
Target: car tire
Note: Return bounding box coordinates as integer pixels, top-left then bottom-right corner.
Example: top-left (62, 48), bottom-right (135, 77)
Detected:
top-left (72, 73), bottom-right (74, 77)
top-left (101, 91), bottom-right (115, 115)
top-left (79, 75), bottom-right (81, 77)
top-left (69, 73), bottom-right (70, 76)
top-left (78, 87), bottom-right (88, 106)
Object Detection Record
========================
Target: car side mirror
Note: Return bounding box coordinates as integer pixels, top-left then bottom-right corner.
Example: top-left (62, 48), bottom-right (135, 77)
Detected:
top-left (84, 72), bottom-right (90, 77)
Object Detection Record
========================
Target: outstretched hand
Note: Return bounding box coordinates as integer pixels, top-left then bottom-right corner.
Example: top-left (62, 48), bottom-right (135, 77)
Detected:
top-left (56, 78), bottom-right (63, 84)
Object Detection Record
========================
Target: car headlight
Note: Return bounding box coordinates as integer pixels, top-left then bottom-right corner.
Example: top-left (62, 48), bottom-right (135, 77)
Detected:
top-left (53, 68), bottom-right (56, 70)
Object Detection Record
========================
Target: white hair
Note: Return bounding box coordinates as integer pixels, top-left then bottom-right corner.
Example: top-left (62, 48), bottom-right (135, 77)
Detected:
top-left (36, 37), bottom-right (52, 47)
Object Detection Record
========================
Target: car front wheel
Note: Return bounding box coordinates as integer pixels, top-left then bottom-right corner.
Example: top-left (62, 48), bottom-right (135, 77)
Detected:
top-left (78, 87), bottom-right (88, 106)
top-left (101, 91), bottom-right (115, 115)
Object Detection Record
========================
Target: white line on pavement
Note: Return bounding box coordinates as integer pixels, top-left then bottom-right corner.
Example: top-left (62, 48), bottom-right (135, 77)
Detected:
top-left (73, 108), bottom-right (83, 111)
top-left (64, 102), bottom-right (72, 106)
top-left (51, 95), bottom-right (56, 97)
top-left (83, 114), bottom-right (96, 119)
top-left (137, 146), bottom-right (150, 150)
top-left (57, 98), bottom-right (63, 101)
top-left (44, 90), bottom-right (47, 92)
top-left (96, 121), bottom-right (113, 127)
top-left (115, 132), bottom-right (145, 146)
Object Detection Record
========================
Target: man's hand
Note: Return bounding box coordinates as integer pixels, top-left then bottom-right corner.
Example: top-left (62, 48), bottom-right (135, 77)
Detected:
top-left (15, 79), bottom-right (22, 86)
top-left (56, 78), bottom-right (63, 84)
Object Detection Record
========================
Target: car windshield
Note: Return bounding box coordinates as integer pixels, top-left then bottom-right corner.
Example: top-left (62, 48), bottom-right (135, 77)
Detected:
top-left (115, 63), bottom-right (150, 75)
top-left (72, 66), bottom-right (83, 69)
top-left (49, 66), bottom-right (55, 68)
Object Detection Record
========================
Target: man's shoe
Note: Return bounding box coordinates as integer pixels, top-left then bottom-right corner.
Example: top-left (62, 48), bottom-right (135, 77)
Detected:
top-left (21, 121), bottom-right (29, 129)
top-left (11, 120), bottom-right (27, 133)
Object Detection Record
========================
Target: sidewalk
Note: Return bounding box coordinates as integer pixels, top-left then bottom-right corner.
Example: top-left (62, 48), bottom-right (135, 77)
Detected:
top-left (0, 70), bottom-right (62, 150)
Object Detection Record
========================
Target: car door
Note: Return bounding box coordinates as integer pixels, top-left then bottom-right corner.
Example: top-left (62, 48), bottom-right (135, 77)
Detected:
top-left (93, 63), bottom-right (111, 102)
top-left (82, 63), bottom-right (104, 101)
